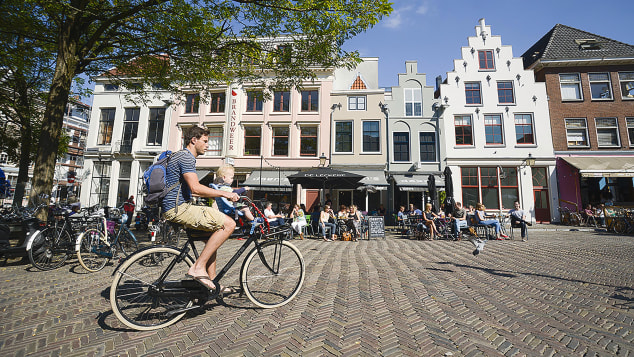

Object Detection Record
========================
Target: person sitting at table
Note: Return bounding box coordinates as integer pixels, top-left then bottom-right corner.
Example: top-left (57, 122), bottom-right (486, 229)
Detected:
top-left (348, 205), bottom-right (363, 240)
top-left (475, 202), bottom-right (508, 240)
top-left (289, 204), bottom-right (306, 240)
top-left (264, 202), bottom-right (285, 227)
top-left (337, 205), bottom-right (348, 218)
top-left (407, 203), bottom-right (416, 215)
top-left (449, 201), bottom-right (468, 240)
top-left (422, 203), bottom-right (439, 239)
top-left (595, 204), bottom-right (606, 226)
top-left (319, 205), bottom-right (337, 241)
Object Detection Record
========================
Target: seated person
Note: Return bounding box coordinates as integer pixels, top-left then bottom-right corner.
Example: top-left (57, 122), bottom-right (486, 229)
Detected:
top-left (583, 204), bottom-right (596, 224)
top-left (412, 205), bottom-right (423, 215)
top-left (449, 201), bottom-right (468, 239)
top-left (289, 204), bottom-right (306, 239)
top-left (337, 205), bottom-right (348, 219)
top-left (422, 203), bottom-right (439, 239)
top-left (319, 205), bottom-right (337, 241)
top-left (507, 201), bottom-right (531, 241)
top-left (475, 202), bottom-right (508, 240)
top-left (348, 205), bottom-right (363, 238)
top-left (595, 204), bottom-right (606, 226)
top-left (211, 164), bottom-right (254, 222)
top-left (264, 202), bottom-right (285, 227)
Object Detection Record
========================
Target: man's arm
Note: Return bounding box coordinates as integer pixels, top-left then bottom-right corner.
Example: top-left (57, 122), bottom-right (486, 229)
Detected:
top-left (182, 172), bottom-right (239, 201)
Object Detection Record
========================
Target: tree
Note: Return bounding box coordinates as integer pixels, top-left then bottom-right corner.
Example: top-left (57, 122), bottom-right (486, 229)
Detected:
top-left (0, 0), bottom-right (392, 212)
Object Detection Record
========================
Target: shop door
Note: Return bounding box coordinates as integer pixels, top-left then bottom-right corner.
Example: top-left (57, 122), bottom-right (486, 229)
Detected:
top-left (306, 190), bottom-right (319, 211)
top-left (532, 167), bottom-right (551, 223)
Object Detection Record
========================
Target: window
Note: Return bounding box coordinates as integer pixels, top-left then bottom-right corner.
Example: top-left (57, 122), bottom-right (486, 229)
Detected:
top-left (301, 90), bottom-right (318, 112)
top-left (618, 72), bottom-right (634, 99)
top-left (210, 92), bottom-right (226, 113)
top-left (0, 153), bottom-right (8, 164)
top-left (480, 167), bottom-right (499, 209)
top-left (246, 91), bottom-right (263, 112)
top-left (560, 73), bottom-right (582, 100)
top-left (206, 127), bottom-right (223, 156)
top-left (454, 115), bottom-right (473, 146)
top-left (335, 121), bottom-right (353, 153)
top-left (185, 93), bottom-right (199, 113)
top-left (497, 81), bottom-right (514, 104)
top-left (362, 121), bottom-right (380, 152)
top-left (461, 167), bottom-right (479, 208)
top-left (595, 117), bottom-right (620, 147)
top-left (565, 118), bottom-right (589, 147)
top-left (97, 108), bottom-right (116, 145)
top-left (461, 166), bottom-right (518, 210)
top-left (419, 132), bottom-right (436, 162)
top-left (627, 118), bottom-right (634, 145)
top-left (122, 108), bottom-right (139, 153)
top-left (147, 108), bottom-right (165, 146)
top-left (104, 84), bottom-right (119, 91)
top-left (272, 126), bottom-right (289, 156)
top-left (273, 91), bottom-right (290, 112)
top-left (404, 88), bottom-right (422, 116)
top-left (92, 161), bottom-right (111, 207)
top-left (478, 50), bottom-right (495, 70)
top-left (348, 96), bottom-right (366, 111)
top-left (514, 114), bottom-right (534, 144)
top-left (589, 73), bottom-right (612, 100)
top-left (465, 82), bottom-right (481, 105)
top-left (300, 126), bottom-right (318, 156)
top-left (393, 132), bottom-right (410, 162)
top-left (117, 162), bottom-right (132, 206)
top-left (484, 114), bottom-right (503, 145)
top-left (244, 126), bottom-right (261, 156)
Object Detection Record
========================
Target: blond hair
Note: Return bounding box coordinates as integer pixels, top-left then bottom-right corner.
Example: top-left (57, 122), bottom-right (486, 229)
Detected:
top-left (216, 164), bottom-right (235, 179)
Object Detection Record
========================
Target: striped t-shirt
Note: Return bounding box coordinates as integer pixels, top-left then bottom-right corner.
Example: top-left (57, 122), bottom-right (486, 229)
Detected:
top-left (162, 150), bottom-right (196, 212)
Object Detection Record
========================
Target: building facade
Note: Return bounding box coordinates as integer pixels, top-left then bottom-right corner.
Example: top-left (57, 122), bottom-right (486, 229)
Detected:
top-left (523, 24), bottom-right (634, 212)
top-left (439, 19), bottom-right (558, 222)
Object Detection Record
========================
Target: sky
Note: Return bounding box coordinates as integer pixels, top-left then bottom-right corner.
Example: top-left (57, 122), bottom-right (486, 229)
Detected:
top-left (341, 0), bottom-right (634, 89)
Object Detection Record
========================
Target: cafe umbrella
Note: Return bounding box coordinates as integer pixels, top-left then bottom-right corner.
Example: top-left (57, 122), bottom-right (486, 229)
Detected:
top-left (428, 174), bottom-right (438, 214)
top-left (443, 166), bottom-right (455, 217)
top-left (287, 167), bottom-right (364, 205)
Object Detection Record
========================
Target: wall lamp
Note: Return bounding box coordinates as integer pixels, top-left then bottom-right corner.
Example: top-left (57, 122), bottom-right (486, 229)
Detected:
top-left (319, 153), bottom-right (328, 167)
top-left (521, 153), bottom-right (536, 167)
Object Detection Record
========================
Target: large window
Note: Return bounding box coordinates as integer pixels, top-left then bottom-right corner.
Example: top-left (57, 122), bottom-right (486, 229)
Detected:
top-left (595, 117), bottom-right (620, 147)
top-left (97, 108), bottom-right (116, 145)
top-left (393, 132), bottom-right (410, 162)
top-left (589, 72), bottom-right (612, 100)
top-left (121, 108), bottom-right (139, 153)
top-left (273, 91), bottom-right (290, 112)
top-left (514, 113), bottom-right (534, 144)
top-left (404, 88), bottom-right (422, 116)
top-left (272, 126), bottom-right (289, 156)
top-left (210, 92), bottom-right (226, 113)
top-left (461, 167), bottom-right (479, 208)
top-left (560, 73), bottom-right (582, 100)
top-left (484, 114), bottom-right (503, 145)
top-left (335, 121), bottom-right (353, 153)
top-left (618, 72), bottom-right (634, 99)
top-left (348, 96), bottom-right (366, 111)
top-left (147, 108), bottom-right (165, 146)
top-left (301, 90), bottom-right (318, 112)
top-left (300, 126), bottom-right (318, 156)
top-left (244, 126), bottom-right (261, 156)
top-left (497, 81), bottom-right (514, 104)
top-left (627, 118), bottom-right (634, 145)
top-left (478, 50), bottom-right (495, 70)
top-left (185, 93), bottom-right (199, 113)
top-left (565, 118), bottom-right (589, 147)
top-left (206, 127), bottom-right (223, 156)
top-left (92, 161), bottom-right (111, 207)
top-left (461, 167), bottom-right (518, 210)
top-left (455, 115), bottom-right (473, 146)
top-left (465, 82), bottom-right (481, 105)
top-left (362, 121), bottom-right (380, 152)
top-left (419, 132), bottom-right (436, 162)
top-left (117, 161), bottom-right (132, 206)
top-left (246, 91), bottom-right (263, 112)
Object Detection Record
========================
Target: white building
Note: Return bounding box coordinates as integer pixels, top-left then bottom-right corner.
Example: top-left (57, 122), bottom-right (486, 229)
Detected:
top-left (438, 19), bottom-right (558, 222)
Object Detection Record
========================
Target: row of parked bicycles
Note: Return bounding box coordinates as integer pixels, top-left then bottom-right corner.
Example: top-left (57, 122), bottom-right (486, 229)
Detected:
top-left (558, 205), bottom-right (634, 234)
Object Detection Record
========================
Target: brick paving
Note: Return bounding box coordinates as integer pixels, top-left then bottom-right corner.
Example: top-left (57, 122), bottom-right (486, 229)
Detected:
top-left (0, 228), bottom-right (632, 356)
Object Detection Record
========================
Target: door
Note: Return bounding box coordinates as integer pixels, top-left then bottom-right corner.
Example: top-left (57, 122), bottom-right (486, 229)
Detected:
top-left (532, 167), bottom-right (551, 223)
top-left (306, 190), bottom-right (319, 211)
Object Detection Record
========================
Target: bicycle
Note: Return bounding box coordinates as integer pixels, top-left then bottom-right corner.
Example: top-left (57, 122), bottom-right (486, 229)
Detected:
top-left (109, 197), bottom-right (305, 330)
top-left (76, 207), bottom-right (139, 272)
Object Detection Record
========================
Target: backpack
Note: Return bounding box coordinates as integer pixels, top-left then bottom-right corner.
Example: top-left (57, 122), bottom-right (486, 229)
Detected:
top-left (142, 150), bottom-right (185, 207)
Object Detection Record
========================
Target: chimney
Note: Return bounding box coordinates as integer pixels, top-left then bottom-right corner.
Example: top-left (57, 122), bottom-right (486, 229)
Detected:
top-left (479, 18), bottom-right (487, 39)
top-left (435, 75), bottom-right (442, 91)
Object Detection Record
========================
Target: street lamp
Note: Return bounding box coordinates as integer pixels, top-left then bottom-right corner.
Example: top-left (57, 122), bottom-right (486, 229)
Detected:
top-left (522, 153), bottom-right (536, 167)
top-left (319, 153), bottom-right (327, 167)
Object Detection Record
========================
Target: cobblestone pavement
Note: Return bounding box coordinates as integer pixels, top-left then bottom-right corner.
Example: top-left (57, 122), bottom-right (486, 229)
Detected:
top-left (0, 229), bottom-right (632, 356)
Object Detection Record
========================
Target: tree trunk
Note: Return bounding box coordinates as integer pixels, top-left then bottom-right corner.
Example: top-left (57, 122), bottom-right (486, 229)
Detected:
top-left (12, 68), bottom-right (33, 207)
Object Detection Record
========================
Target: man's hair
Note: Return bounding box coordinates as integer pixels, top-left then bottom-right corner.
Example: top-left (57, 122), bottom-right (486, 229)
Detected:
top-left (216, 164), bottom-right (235, 180)
top-left (455, 201), bottom-right (462, 207)
top-left (184, 125), bottom-right (210, 145)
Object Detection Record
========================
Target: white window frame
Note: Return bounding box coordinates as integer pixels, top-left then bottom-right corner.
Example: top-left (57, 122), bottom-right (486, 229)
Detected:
top-left (564, 118), bottom-right (590, 148)
top-left (334, 120), bottom-right (353, 153)
top-left (404, 88), bottom-right (422, 117)
top-left (348, 96), bottom-right (366, 111)
top-left (484, 114), bottom-right (504, 146)
top-left (627, 117), bottom-right (634, 146)
top-left (362, 120), bottom-right (381, 153)
top-left (205, 126), bottom-right (224, 157)
top-left (513, 113), bottom-right (535, 145)
top-left (0, 153), bottom-right (8, 164)
top-left (595, 117), bottom-right (620, 147)
top-left (588, 72), bottom-right (613, 100)
top-left (559, 73), bottom-right (583, 101)
top-left (497, 81), bottom-right (515, 104)
top-left (618, 72), bottom-right (634, 100)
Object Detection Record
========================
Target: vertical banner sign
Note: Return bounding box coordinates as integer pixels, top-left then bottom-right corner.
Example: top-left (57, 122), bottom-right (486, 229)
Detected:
top-left (226, 88), bottom-right (240, 157)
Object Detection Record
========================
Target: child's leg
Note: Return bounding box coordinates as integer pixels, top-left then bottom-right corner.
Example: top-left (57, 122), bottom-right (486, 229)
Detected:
top-left (241, 207), bottom-right (254, 221)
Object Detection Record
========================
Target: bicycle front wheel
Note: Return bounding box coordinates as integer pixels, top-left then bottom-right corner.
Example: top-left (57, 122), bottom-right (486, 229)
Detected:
top-left (118, 230), bottom-right (139, 257)
top-left (240, 240), bottom-right (305, 308)
top-left (110, 246), bottom-right (194, 330)
top-left (77, 229), bottom-right (110, 272)
top-left (613, 219), bottom-right (627, 234)
top-left (29, 226), bottom-right (71, 270)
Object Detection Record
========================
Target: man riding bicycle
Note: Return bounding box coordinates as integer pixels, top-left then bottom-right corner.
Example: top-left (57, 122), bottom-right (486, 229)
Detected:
top-left (162, 126), bottom-right (239, 293)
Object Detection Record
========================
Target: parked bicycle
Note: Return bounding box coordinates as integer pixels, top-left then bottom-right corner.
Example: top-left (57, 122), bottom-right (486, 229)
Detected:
top-left (109, 196), bottom-right (305, 330)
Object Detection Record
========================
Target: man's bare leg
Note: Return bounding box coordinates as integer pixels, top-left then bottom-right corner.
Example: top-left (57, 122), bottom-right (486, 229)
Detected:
top-left (187, 216), bottom-right (235, 287)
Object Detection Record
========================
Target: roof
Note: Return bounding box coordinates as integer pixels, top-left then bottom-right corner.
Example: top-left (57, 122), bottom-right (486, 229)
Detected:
top-left (522, 24), bottom-right (634, 69)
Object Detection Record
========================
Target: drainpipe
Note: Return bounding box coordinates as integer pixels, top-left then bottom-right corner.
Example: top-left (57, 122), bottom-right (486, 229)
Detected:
top-left (379, 102), bottom-right (391, 217)
top-left (329, 103), bottom-right (341, 166)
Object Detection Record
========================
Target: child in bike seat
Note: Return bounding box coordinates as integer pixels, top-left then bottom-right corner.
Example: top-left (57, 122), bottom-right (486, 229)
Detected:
top-left (211, 164), bottom-right (255, 222)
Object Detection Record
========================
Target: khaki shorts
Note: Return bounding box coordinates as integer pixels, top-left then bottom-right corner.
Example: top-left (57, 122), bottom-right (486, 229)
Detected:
top-left (163, 202), bottom-right (226, 232)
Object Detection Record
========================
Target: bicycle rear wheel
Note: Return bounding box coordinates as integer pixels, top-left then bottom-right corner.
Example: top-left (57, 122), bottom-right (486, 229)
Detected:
top-left (613, 219), bottom-right (627, 234)
top-left (117, 231), bottom-right (139, 257)
top-left (240, 240), bottom-right (304, 308)
top-left (29, 226), bottom-right (71, 270)
top-left (77, 228), bottom-right (110, 272)
top-left (110, 246), bottom-right (194, 330)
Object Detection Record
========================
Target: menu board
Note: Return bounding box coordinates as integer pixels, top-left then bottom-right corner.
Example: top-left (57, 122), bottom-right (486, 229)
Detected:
top-left (367, 216), bottom-right (385, 239)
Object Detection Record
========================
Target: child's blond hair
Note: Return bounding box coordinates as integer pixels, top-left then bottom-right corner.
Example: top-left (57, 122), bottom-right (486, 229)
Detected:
top-left (215, 164), bottom-right (235, 184)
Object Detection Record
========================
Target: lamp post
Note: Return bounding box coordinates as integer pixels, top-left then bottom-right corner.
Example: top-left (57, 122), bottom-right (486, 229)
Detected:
top-left (518, 153), bottom-right (535, 224)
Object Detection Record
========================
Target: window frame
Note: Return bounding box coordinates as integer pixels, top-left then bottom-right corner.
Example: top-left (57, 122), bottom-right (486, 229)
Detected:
top-left (454, 115), bottom-right (473, 146)
top-left (272, 126), bottom-right (290, 156)
top-left (419, 132), bottom-right (436, 162)
top-left (588, 72), bottom-right (613, 100)
top-left (559, 73), bottom-right (583, 101)
top-left (478, 50), bottom-right (495, 70)
top-left (299, 126), bottom-right (318, 157)
top-left (497, 81), bottom-right (515, 104)
top-left (334, 121), bottom-right (353, 153)
top-left (362, 121), bottom-right (381, 153)
top-left (185, 93), bottom-right (200, 114)
top-left (618, 72), bottom-right (634, 100)
top-left (404, 88), bottom-right (422, 117)
top-left (564, 118), bottom-right (590, 148)
top-left (243, 126), bottom-right (262, 156)
top-left (514, 113), bottom-right (535, 145)
top-left (301, 90), bottom-right (319, 112)
top-left (273, 91), bottom-right (290, 112)
top-left (465, 82), bottom-right (482, 105)
top-left (147, 107), bottom-right (165, 146)
top-left (246, 91), bottom-right (263, 112)
top-left (595, 117), bottom-right (620, 147)
top-left (205, 126), bottom-right (224, 156)
top-left (97, 108), bottom-right (116, 145)
top-left (121, 107), bottom-right (140, 151)
top-left (627, 117), bottom-right (634, 146)
top-left (209, 92), bottom-right (226, 113)
top-left (348, 95), bottom-right (366, 111)
top-left (484, 114), bottom-right (504, 145)
top-left (393, 132), bottom-right (410, 162)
